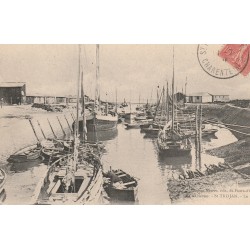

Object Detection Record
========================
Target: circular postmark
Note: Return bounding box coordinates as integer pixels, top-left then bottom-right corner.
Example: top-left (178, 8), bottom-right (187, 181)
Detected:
top-left (197, 44), bottom-right (249, 79)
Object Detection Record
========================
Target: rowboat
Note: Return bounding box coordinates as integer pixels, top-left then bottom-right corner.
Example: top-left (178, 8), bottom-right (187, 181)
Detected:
top-left (103, 169), bottom-right (138, 202)
top-left (7, 144), bottom-right (41, 163)
top-left (124, 123), bottom-right (141, 129)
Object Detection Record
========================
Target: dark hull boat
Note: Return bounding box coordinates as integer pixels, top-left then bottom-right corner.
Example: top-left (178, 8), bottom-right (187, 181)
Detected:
top-left (202, 128), bottom-right (218, 137)
top-left (7, 144), bottom-right (41, 163)
top-left (75, 114), bottom-right (118, 133)
top-left (157, 143), bottom-right (192, 156)
top-left (143, 127), bottom-right (160, 137)
top-left (157, 127), bottom-right (192, 156)
top-left (124, 123), bottom-right (141, 129)
top-left (103, 169), bottom-right (138, 202)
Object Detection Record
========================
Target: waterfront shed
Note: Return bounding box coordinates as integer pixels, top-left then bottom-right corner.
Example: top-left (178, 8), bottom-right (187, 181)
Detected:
top-left (212, 95), bottom-right (230, 102)
top-left (0, 82), bottom-right (26, 105)
top-left (187, 92), bottom-right (213, 103)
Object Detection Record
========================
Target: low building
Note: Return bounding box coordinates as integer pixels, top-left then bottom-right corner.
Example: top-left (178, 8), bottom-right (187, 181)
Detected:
top-left (26, 96), bottom-right (44, 104)
top-left (212, 95), bottom-right (230, 102)
top-left (0, 82), bottom-right (26, 105)
top-left (187, 92), bottom-right (213, 103)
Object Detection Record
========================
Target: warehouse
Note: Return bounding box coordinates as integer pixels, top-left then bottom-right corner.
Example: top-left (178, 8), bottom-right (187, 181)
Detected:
top-left (0, 82), bottom-right (26, 105)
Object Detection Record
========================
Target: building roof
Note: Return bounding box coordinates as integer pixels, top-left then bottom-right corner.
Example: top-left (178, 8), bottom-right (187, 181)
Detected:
top-left (188, 92), bottom-right (212, 97)
top-left (212, 94), bottom-right (229, 96)
top-left (0, 82), bottom-right (26, 87)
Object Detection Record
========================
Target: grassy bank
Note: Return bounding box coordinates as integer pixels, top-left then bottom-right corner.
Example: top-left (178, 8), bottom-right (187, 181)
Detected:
top-left (167, 103), bottom-right (250, 204)
top-left (188, 103), bottom-right (250, 140)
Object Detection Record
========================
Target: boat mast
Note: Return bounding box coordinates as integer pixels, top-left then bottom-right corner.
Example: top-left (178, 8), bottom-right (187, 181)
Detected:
top-left (171, 46), bottom-right (175, 132)
top-left (115, 88), bottom-right (118, 113)
top-left (73, 45), bottom-right (81, 171)
top-left (166, 80), bottom-right (169, 122)
top-left (95, 44), bottom-right (100, 111)
top-left (185, 76), bottom-right (187, 104)
top-left (81, 68), bottom-right (86, 142)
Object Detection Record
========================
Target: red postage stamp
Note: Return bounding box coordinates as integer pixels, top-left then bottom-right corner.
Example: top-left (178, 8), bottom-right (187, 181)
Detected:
top-left (218, 44), bottom-right (250, 76)
top-left (197, 44), bottom-right (250, 79)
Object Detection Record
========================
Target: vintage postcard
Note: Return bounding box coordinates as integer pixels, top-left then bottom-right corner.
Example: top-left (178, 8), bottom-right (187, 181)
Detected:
top-left (1, 44), bottom-right (250, 205)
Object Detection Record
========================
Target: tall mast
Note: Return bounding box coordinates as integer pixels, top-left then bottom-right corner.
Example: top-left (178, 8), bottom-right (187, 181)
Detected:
top-left (95, 44), bottom-right (100, 110)
top-left (185, 76), bottom-right (187, 104)
top-left (73, 44), bottom-right (81, 171)
top-left (115, 88), bottom-right (118, 113)
top-left (166, 80), bottom-right (169, 121)
top-left (171, 46), bottom-right (175, 132)
top-left (81, 68), bottom-right (86, 142)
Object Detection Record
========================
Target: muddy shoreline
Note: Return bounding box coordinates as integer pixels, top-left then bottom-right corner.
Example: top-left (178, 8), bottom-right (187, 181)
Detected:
top-left (167, 104), bottom-right (250, 204)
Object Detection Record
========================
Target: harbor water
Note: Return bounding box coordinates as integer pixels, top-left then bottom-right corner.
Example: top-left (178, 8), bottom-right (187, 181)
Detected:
top-left (0, 105), bottom-right (238, 204)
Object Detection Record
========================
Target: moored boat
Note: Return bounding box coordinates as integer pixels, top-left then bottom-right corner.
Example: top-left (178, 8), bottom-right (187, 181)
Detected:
top-left (36, 152), bottom-right (103, 205)
top-left (103, 169), bottom-right (138, 202)
top-left (157, 47), bottom-right (192, 157)
top-left (7, 144), bottom-right (41, 163)
top-left (36, 45), bottom-right (103, 205)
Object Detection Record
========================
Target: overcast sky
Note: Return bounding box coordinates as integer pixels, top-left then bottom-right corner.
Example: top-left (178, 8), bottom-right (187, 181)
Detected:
top-left (0, 44), bottom-right (249, 102)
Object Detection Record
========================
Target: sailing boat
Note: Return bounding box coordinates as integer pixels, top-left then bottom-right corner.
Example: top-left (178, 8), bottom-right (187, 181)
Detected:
top-left (77, 45), bottom-right (118, 133)
top-left (157, 47), bottom-right (192, 156)
top-left (36, 45), bottom-right (103, 205)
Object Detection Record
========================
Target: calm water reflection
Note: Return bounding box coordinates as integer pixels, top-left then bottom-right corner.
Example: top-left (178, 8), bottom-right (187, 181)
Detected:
top-left (2, 110), bottom-right (238, 204)
top-left (102, 123), bottom-right (237, 204)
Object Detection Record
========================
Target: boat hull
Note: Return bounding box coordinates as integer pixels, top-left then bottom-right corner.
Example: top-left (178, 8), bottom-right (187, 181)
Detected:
top-left (158, 147), bottom-right (191, 156)
top-left (105, 186), bottom-right (138, 202)
top-left (36, 154), bottom-right (103, 205)
top-left (7, 145), bottom-right (41, 163)
top-left (75, 115), bottom-right (118, 133)
top-left (103, 169), bottom-right (138, 202)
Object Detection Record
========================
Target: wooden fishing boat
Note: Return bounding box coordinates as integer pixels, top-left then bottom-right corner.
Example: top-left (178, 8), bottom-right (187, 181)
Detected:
top-left (157, 48), bottom-right (192, 157)
top-left (36, 152), bottom-right (103, 205)
top-left (74, 44), bottom-right (118, 133)
top-left (7, 144), bottom-right (41, 163)
top-left (0, 169), bottom-right (6, 199)
top-left (134, 115), bottom-right (147, 121)
top-left (202, 128), bottom-right (218, 137)
top-left (36, 45), bottom-right (103, 205)
top-left (143, 127), bottom-right (160, 137)
top-left (103, 169), bottom-right (138, 202)
top-left (41, 147), bottom-right (67, 163)
top-left (124, 122), bottom-right (141, 129)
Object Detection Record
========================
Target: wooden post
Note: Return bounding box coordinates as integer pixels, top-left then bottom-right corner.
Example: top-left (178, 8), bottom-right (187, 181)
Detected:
top-left (47, 118), bottom-right (57, 139)
top-left (57, 116), bottom-right (66, 136)
top-left (64, 114), bottom-right (73, 133)
top-left (198, 105), bottom-right (202, 169)
top-left (28, 119), bottom-right (40, 142)
top-left (195, 106), bottom-right (199, 168)
top-left (37, 120), bottom-right (46, 139)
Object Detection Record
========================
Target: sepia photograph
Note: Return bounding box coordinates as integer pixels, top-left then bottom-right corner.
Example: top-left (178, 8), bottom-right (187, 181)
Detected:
top-left (1, 1), bottom-right (250, 250)
top-left (1, 44), bottom-right (250, 205)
